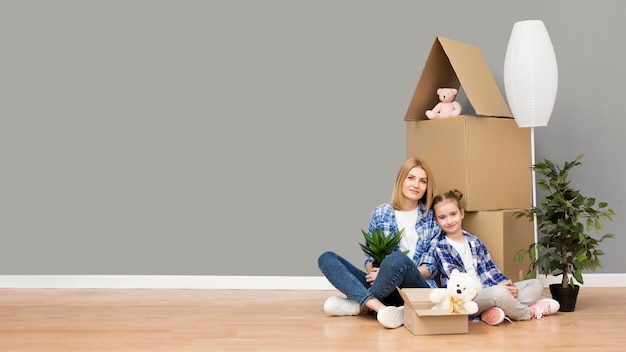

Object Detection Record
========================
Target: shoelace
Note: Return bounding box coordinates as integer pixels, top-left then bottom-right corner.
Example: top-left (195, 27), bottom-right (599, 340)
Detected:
top-left (532, 306), bottom-right (548, 320)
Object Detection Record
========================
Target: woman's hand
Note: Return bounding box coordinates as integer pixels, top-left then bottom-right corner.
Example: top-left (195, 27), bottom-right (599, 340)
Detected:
top-left (365, 267), bottom-right (379, 285)
top-left (418, 265), bottom-right (431, 279)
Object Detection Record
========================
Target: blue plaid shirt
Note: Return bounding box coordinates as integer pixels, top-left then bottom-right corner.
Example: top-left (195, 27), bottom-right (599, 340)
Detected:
top-left (434, 230), bottom-right (508, 288)
top-left (364, 202), bottom-right (441, 288)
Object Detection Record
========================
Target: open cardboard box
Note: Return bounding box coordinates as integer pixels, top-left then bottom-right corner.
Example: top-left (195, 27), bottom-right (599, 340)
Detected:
top-left (397, 287), bottom-right (469, 335)
top-left (404, 36), bottom-right (531, 211)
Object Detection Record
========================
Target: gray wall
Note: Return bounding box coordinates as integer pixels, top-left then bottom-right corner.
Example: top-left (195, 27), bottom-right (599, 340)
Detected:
top-left (1, 1), bottom-right (624, 276)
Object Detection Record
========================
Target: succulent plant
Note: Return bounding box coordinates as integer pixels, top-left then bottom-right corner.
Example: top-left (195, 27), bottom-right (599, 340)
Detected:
top-left (359, 227), bottom-right (406, 267)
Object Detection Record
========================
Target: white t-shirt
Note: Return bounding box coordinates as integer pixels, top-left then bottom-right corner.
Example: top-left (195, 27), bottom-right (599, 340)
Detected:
top-left (395, 208), bottom-right (418, 259)
top-left (446, 237), bottom-right (480, 282)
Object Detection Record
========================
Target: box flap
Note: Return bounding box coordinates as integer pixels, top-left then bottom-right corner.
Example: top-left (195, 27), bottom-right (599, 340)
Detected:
top-left (405, 36), bottom-right (513, 121)
top-left (397, 287), bottom-right (433, 306)
top-left (397, 286), bottom-right (417, 310)
top-left (398, 287), bottom-right (471, 316)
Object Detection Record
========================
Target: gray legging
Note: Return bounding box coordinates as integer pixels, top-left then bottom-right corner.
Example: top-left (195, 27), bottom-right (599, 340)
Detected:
top-left (472, 279), bottom-right (544, 321)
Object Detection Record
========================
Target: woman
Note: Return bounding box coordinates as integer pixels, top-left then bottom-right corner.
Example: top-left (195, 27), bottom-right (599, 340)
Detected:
top-left (317, 158), bottom-right (441, 329)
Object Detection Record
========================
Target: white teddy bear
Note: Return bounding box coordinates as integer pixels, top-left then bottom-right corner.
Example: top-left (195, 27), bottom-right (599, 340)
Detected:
top-left (430, 269), bottom-right (481, 314)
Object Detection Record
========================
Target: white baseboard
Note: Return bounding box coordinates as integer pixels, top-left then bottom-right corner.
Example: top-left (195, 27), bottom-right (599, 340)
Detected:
top-left (538, 273), bottom-right (626, 288)
top-left (0, 275), bottom-right (336, 290)
top-left (0, 274), bottom-right (624, 289)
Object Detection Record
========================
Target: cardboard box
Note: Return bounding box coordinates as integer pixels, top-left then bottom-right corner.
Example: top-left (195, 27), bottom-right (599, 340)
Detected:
top-left (463, 209), bottom-right (534, 282)
top-left (407, 116), bottom-right (532, 211)
top-left (405, 36), bottom-right (512, 121)
top-left (404, 36), bottom-right (531, 211)
top-left (397, 288), bottom-right (469, 335)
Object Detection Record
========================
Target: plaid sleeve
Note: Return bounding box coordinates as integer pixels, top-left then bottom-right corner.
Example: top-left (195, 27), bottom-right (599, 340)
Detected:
top-left (416, 208), bottom-right (441, 270)
top-left (418, 235), bottom-right (439, 277)
top-left (471, 235), bottom-right (508, 285)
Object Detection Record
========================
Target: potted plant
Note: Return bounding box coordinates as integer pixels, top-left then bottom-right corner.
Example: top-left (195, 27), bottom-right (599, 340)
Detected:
top-left (514, 154), bottom-right (616, 311)
top-left (359, 228), bottom-right (406, 267)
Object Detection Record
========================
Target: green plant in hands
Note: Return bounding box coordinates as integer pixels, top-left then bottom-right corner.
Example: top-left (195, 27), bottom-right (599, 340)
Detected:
top-left (514, 154), bottom-right (616, 288)
top-left (359, 227), bottom-right (407, 267)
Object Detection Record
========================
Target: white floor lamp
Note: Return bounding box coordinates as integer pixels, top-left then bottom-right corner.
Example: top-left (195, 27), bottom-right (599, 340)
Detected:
top-left (503, 20), bottom-right (558, 245)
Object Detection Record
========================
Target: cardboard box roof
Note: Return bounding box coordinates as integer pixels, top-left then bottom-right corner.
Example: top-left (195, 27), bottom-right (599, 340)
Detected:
top-left (405, 36), bottom-right (513, 121)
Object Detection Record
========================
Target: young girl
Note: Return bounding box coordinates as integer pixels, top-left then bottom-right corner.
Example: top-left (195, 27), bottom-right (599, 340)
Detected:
top-left (317, 158), bottom-right (441, 329)
top-left (432, 189), bottom-right (560, 325)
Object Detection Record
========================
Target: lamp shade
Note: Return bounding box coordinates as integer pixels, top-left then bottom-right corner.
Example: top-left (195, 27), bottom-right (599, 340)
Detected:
top-left (504, 20), bottom-right (558, 128)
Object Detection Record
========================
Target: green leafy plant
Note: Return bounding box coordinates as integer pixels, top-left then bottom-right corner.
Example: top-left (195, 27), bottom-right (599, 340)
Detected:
top-left (514, 154), bottom-right (616, 288)
top-left (359, 227), bottom-right (406, 267)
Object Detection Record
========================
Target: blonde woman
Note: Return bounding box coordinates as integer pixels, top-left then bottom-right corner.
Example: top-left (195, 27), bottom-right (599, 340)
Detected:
top-left (318, 158), bottom-right (441, 329)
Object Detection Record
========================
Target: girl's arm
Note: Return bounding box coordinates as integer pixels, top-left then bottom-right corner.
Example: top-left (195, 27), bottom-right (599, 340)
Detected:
top-left (476, 240), bottom-right (508, 284)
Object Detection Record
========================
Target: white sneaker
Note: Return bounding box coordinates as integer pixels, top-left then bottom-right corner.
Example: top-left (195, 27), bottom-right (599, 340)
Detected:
top-left (376, 306), bottom-right (404, 328)
top-left (323, 296), bottom-right (361, 316)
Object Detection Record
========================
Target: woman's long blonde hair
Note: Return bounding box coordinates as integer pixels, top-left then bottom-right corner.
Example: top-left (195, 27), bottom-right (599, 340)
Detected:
top-left (390, 158), bottom-right (436, 211)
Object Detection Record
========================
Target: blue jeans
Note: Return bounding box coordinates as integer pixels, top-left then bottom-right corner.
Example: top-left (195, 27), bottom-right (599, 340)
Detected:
top-left (318, 251), bottom-right (429, 307)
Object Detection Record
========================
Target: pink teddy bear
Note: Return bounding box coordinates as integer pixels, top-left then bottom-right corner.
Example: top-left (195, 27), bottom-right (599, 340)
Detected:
top-left (425, 87), bottom-right (462, 119)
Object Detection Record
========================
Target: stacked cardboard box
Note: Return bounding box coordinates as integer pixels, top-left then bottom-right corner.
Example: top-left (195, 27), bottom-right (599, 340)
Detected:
top-left (400, 37), bottom-right (535, 335)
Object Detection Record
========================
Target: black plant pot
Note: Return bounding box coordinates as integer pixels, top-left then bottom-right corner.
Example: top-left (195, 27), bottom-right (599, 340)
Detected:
top-left (549, 283), bottom-right (580, 312)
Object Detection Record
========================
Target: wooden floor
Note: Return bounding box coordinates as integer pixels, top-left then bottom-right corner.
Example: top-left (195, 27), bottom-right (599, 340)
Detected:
top-left (0, 287), bottom-right (624, 351)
